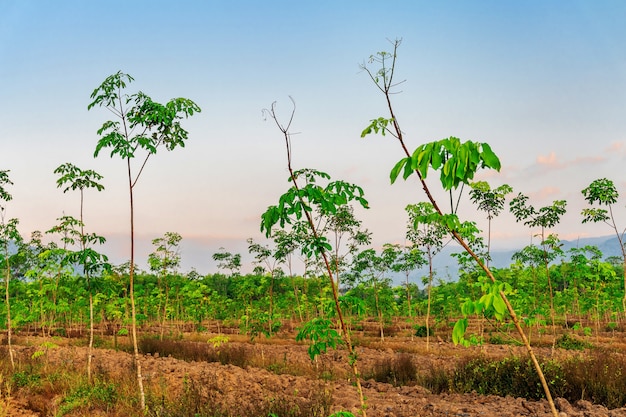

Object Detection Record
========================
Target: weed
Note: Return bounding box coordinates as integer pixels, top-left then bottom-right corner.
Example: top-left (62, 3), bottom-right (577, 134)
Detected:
top-left (560, 350), bottom-right (626, 409)
top-left (413, 324), bottom-right (433, 338)
top-left (555, 333), bottom-right (592, 350)
top-left (57, 379), bottom-right (118, 415)
top-left (367, 353), bottom-right (417, 386)
top-left (146, 374), bottom-right (333, 417)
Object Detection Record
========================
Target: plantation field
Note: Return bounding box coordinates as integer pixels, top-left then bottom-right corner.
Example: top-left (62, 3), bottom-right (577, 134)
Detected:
top-left (3, 319), bottom-right (626, 417)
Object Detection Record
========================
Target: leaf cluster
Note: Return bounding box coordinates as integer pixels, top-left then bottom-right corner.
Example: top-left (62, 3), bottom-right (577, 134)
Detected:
top-left (390, 137), bottom-right (501, 190)
top-left (296, 317), bottom-right (344, 361)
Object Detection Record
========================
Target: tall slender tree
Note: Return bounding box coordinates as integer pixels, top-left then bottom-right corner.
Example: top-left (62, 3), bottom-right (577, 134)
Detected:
top-left (581, 178), bottom-right (626, 315)
top-left (54, 163), bottom-right (107, 381)
top-left (510, 193), bottom-right (567, 349)
top-left (360, 40), bottom-right (559, 416)
top-left (148, 232), bottom-right (182, 340)
top-left (89, 71), bottom-right (200, 409)
top-left (0, 170), bottom-right (20, 369)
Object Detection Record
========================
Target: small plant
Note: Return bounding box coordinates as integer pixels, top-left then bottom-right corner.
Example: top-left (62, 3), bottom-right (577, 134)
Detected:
top-left (296, 318), bottom-right (343, 361)
top-left (207, 335), bottom-right (229, 348)
top-left (555, 333), bottom-right (591, 351)
top-left (57, 380), bottom-right (118, 416)
top-left (413, 324), bottom-right (433, 338)
top-left (368, 354), bottom-right (417, 386)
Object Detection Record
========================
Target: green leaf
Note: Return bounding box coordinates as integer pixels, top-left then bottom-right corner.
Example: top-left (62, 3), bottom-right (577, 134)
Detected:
top-left (452, 318), bottom-right (468, 346)
top-left (480, 143), bottom-right (501, 170)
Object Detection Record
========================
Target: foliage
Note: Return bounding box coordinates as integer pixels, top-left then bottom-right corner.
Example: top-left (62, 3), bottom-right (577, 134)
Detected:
top-left (296, 318), bottom-right (343, 361)
top-left (555, 333), bottom-right (592, 351)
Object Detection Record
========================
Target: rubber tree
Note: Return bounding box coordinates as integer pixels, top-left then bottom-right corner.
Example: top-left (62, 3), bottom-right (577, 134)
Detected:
top-left (148, 232), bottom-right (182, 340)
top-left (0, 170), bottom-right (20, 369)
top-left (247, 237), bottom-right (280, 336)
top-left (54, 163), bottom-right (108, 381)
top-left (212, 248), bottom-right (241, 276)
top-left (350, 246), bottom-right (398, 341)
top-left (273, 229), bottom-right (304, 322)
top-left (581, 178), bottom-right (626, 315)
top-left (88, 71), bottom-right (200, 409)
top-left (320, 205), bottom-right (371, 293)
top-left (469, 181), bottom-right (513, 267)
top-left (510, 193), bottom-right (566, 349)
top-left (360, 39), bottom-right (559, 417)
top-left (261, 99), bottom-right (369, 417)
top-left (387, 242), bottom-right (426, 324)
top-left (405, 202), bottom-right (447, 351)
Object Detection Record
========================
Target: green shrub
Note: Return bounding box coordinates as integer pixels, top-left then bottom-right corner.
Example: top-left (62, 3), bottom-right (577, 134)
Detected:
top-left (413, 324), bottom-right (433, 338)
top-left (555, 333), bottom-right (592, 350)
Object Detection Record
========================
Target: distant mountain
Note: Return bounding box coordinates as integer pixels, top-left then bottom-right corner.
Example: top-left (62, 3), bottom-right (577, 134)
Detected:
top-left (406, 235), bottom-right (624, 287)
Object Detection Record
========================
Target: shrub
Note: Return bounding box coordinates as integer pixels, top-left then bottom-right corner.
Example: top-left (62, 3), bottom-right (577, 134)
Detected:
top-left (413, 324), bottom-right (433, 338)
top-left (555, 333), bottom-right (592, 351)
top-left (368, 353), bottom-right (417, 386)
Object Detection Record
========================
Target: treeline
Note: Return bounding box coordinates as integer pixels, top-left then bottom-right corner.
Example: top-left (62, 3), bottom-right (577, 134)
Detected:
top-left (1, 243), bottom-right (623, 340)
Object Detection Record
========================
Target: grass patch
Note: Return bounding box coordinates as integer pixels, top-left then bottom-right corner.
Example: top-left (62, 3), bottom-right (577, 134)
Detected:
top-left (367, 353), bottom-right (417, 386)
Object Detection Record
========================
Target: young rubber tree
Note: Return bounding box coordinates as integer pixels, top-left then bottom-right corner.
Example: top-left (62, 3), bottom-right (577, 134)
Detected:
top-left (469, 181), bottom-right (513, 267)
top-left (360, 40), bottom-right (559, 417)
top-left (510, 193), bottom-right (566, 348)
top-left (0, 170), bottom-right (20, 369)
top-left (406, 202), bottom-right (449, 350)
top-left (581, 178), bottom-right (626, 314)
top-left (388, 242), bottom-right (426, 323)
top-left (261, 99), bottom-right (369, 417)
top-left (212, 248), bottom-right (242, 276)
top-left (320, 205), bottom-right (372, 292)
top-left (350, 246), bottom-right (398, 341)
top-left (247, 238), bottom-right (280, 336)
top-left (88, 71), bottom-right (200, 409)
top-left (54, 163), bottom-right (108, 381)
top-left (273, 229), bottom-right (304, 321)
top-left (148, 232), bottom-right (182, 340)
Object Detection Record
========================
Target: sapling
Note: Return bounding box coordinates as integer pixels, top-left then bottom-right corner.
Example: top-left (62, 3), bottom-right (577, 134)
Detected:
top-left (247, 238), bottom-right (281, 336)
top-left (273, 229), bottom-right (304, 321)
top-left (89, 71), bottom-right (200, 409)
top-left (469, 181), bottom-right (513, 267)
top-left (0, 170), bottom-right (19, 369)
top-left (360, 39), bottom-right (559, 417)
top-left (54, 163), bottom-right (108, 381)
top-left (148, 232), bottom-right (182, 340)
top-left (581, 178), bottom-right (626, 315)
top-left (405, 202), bottom-right (447, 350)
top-left (349, 246), bottom-right (398, 341)
top-left (510, 193), bottom-right (566, 349)
top-left (386, 243), bottom-right (426, 328)
top-left (212, 248), bottom-right (242, 276)
top-left (261, 99), bottom-right (369, 417)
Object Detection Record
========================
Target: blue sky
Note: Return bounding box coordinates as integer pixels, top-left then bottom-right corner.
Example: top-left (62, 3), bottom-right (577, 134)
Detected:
top-left (1, 1), bottom-right (626, 274)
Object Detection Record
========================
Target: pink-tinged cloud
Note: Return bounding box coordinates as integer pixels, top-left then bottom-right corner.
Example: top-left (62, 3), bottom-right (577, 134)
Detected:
top-left (569, 155), bottom-right (606, 166)
top-left (528, 186), bottom-right (561, 200)
top-left (605, 141), bottom-right (624, 154)
top-left (536, 152), bottom-right (562, 168)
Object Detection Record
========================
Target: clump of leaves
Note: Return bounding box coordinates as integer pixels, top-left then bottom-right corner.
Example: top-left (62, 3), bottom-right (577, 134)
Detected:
top-left (413, 324), bottom-right (433, 338)
top-left (555, 333), bottom-right (592, 351)
top-left (296, 318), bottom-right (344, 361)
top-left (57, 380), bottom-right (118, 416)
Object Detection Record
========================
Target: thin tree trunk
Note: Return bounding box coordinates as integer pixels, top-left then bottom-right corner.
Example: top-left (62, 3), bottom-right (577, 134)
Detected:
top-left (128, 160), bottom-right (145, 410)
top-left (4, 243), bottom-right (14, 369)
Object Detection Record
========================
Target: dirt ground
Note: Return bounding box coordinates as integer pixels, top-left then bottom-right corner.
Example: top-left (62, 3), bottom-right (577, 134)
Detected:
top-left (4, 329), bottom-right (626, 417)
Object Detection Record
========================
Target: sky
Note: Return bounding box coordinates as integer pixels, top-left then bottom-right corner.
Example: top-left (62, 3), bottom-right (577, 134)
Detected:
top-left (1, 1), bottom-right (626, 275)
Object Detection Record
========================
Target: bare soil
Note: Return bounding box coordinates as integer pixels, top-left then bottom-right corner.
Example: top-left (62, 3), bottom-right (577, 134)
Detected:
top-left (4, 326), bottom-right (626, 417)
